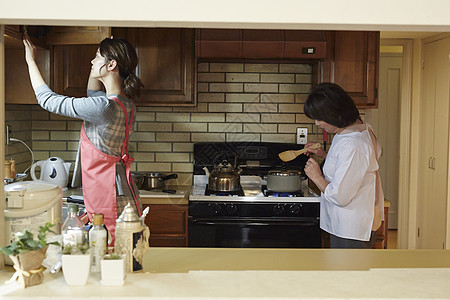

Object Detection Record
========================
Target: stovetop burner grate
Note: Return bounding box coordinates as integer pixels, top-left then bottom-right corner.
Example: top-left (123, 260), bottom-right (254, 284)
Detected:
top-left (205, 187), bottom-right (245, 196)
top-left (262, 185), bottom-right (304, 197)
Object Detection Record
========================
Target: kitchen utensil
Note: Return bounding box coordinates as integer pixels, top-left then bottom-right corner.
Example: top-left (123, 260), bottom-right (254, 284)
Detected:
top-left (266, 169), bottom-right (304, 192)
top-left (30, 157), bottom-right (71, 190)
top-left (203, 159), bottom-right (242, 192)
top-left (278, 143), bottom-right (321, 162)
top-left (143, 173), bottom-right (178, 190)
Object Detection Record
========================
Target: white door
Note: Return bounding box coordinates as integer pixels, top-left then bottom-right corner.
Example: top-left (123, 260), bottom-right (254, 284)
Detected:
top-left (366, 52), bottom-right (402, 229)
top-left (417, 37), bottom-right (450, 249)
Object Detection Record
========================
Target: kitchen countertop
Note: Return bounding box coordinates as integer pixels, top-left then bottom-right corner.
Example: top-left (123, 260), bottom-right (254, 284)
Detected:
top-left (1, 248), bottom-right (450, 299)
top-left (63, 186), bottom-right (190, 205)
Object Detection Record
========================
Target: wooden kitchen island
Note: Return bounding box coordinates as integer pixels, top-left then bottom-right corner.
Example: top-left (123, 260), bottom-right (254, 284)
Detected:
top-left (2, 248), bottom-right (450, 299)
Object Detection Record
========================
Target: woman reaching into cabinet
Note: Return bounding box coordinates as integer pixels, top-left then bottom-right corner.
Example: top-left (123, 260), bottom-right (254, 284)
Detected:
top-left (303, 83), bottom-right (384, 249)
top-left (23, 33), bottom-right (143, 245)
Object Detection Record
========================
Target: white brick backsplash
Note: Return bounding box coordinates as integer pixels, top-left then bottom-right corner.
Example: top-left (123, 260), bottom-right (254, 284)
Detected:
top-left (226, 113), bottom-right (260, 123)
top-left (67, 121), bottom-right (82, 131)
top-left (245, 64), bottom-right (278, 73)
top-left (279, 103), bottom-right (304, 113)
top-left (32, 111), bottom-right (49, 120)
top-left (226, 133), bottom-right (260, 142)
top-left (261, 74), bottom-right (295, 83)
top-left (244, 124), bottom-right (277, 133)
top-left (198, 72), bottom-right (225, 82)
top-left (156, 113), bottom-right (190, 122)
top-left (130, 132), bottom-right (156, 142)
top-left (50, 131), bottom-right (81, 141)
top-left (157, 132), bottom-right (190, 142)
top-left (191, 113), bottom-right (225, 122)
top-left (226, 73), bottom-right (259, 82)
top-left (137, 163), bottom-right (171, 172)
top-left (132, 152), bottom-right (155, 161)
top-left (226, 93), bottom-right (259, 103)
top-left (173, 122), bottom-right (207, 132)
top-left (32, 121), bottom-right (66, 130)
top-left (172, 163), bottom-right (194, 173)
top-left (33, 141), bottom-right (67, 151)
top-left (135, 112), bottom-right (155, 122)
top-left (156, 153), bottom-right (190, 162)
top-left (296, 114), bottom-right (313, 123)
top-left (197, 83), bottom-right (209, 92)
top-left (278, 124), bottom-right (306, 133)
top-left (296, 74), bottom-right (312, 83)
top-left (32, 131), bottom-right (50, 140)
top-left (295, 94), bottom-right (309, 103)
top-left (138, 143), bottom-right (171, 152)
top-left (198, 93), bottom-right (225, 102)
top-left (244, 103), bottom-right (277, 113)
top-left (209, 103), bottom-right (242, 113)
top-left (279, 84), bottom-right (311, 93)
top-left (261, 134), bottom-right (295, 143)
top-left (197, 62), bottom-right (209, 72)
top-left (191, 133), bottom-right (226, 142)
top-left (261, 113), bottom-right (295, 123)
top-left (261, 94), bottom-right (294, 103)
top-left (209, 123), bottom-right (242, 133)
top-left (280, 64), bottom-right (312, 73)
top-left (173, 143), bottom-right (194, 152)
top-left (139, 122), bottom-right (172, 132)
top-left (209, 83), bottom-right (244, 93)
top-left (173, 103), bottom-right (208, 112)
top-left (244, 83), bottom-right (278, 93)
top-left (210, 63), bottom-right (244, 72)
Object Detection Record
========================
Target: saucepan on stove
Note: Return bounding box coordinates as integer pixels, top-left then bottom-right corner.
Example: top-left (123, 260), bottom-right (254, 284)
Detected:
top-left (266, 169), bottom-right (305, 193)
top-left (132, 172), bottom-right (178, 190)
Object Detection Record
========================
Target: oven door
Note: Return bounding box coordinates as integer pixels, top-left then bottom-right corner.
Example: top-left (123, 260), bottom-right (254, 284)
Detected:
top-left (188, 216), bottom-right (322, 248)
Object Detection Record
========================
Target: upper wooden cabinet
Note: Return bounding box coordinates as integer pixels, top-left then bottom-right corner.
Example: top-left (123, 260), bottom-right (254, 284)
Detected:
top-left (196, 29), bottom-right (327, 60)
top-left (51, 28), bottom-right (196, 106)
top-left (113, 28), bottom-right (196, 106)
top-left (47, 26), bottom-right (110, 45)
top-left (51, 44), bottom-right (99, 97)
top-left (321, 31), bottom-right (380, 108)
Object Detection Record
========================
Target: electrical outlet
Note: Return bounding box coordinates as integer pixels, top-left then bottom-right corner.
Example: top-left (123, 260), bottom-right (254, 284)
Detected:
top-left (297, 127), bottom-right (307, 144)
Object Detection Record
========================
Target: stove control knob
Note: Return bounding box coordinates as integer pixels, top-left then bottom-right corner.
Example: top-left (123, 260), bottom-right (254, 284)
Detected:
top-left (289, 204), bottom-right (302, 215)
top-left (209, 203), bottom-right (222, 215)
top-left (273, 204), bottom-right (285, 215)
top-left (226, 204), bottom-right (238, 215)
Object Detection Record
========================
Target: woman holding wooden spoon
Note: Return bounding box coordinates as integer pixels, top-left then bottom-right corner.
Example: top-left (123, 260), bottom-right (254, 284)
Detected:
top-left (303, 83), bottom-right (384, 249)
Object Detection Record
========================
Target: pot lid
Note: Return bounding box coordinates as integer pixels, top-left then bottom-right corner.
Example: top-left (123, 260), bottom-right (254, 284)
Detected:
top-left (5, 180), bottom-right (60, 193)
top-left (267, 169), bottom-right (301, 176)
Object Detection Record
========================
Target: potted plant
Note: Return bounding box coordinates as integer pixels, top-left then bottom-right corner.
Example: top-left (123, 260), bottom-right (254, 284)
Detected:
top-left (0, 222), bottom-right (58, 288)
top-left (100, 252), bottom-right (126, 286)
top-left (61, 243), bottom-right (91, 286)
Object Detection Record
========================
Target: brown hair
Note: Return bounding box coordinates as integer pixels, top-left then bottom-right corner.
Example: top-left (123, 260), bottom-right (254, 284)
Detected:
top-left (99, 38), bottom-right (144, 99)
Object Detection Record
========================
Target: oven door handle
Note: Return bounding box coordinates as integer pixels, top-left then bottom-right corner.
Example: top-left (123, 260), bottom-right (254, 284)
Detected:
top-left (189, 217), bottom-right (318, 226)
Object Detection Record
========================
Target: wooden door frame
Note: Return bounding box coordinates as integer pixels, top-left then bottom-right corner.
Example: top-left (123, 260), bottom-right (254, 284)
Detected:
top-left (380, 39), bottom-right (413, 249)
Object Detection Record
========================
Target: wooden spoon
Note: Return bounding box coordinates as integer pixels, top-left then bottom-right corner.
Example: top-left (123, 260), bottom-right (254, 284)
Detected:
top-left (278, 143), bottom-right (321, 162)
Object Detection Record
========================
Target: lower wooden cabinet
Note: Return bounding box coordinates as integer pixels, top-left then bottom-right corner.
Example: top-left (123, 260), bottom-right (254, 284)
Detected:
top-left (143, 204), bottom-right (188, 247)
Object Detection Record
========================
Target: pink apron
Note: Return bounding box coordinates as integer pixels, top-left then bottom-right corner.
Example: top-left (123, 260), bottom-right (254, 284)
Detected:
top-left (80, 96), bottom-right (140, 245)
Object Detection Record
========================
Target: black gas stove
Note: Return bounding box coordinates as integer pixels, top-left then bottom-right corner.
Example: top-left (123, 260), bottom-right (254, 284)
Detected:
top-left (189, 142), bottom-right (322, 249)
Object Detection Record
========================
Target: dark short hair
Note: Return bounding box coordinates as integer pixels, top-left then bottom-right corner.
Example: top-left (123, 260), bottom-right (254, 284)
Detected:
top-left (304, 82), bottom-right (360, 128)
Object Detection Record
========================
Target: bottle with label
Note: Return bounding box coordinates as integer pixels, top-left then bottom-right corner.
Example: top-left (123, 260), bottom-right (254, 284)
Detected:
top-left (62, 203), bottom-right (85, 249)
top-left (89, 213), bottom-right (108, 272)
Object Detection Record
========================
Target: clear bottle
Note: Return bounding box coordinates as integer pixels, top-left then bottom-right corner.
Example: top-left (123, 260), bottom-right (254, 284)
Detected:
top-left (89, 213), bottom-right (108, 272)
top-left (62, 203), bottom-right (85, 248)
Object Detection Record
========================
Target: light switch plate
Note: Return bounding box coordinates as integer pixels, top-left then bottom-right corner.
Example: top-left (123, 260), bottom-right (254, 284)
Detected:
top-left (297, 128), bottom-right (307, 144)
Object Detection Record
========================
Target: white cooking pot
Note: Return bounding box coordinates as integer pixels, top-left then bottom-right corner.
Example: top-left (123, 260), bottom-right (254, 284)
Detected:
top-left (30, 157), bottom-right (71, 189)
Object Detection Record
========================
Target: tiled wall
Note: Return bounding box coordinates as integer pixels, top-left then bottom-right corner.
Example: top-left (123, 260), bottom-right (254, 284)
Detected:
top-left (6, 62), bottom-right (329, 185)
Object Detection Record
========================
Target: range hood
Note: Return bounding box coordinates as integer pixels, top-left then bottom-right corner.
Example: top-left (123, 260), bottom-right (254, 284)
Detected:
top-left (196, 29), bottom-right (327, 60)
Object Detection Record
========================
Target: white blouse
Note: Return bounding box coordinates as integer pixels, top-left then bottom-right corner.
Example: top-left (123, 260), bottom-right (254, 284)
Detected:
top-left (320, 124), bottom-right (383, 241)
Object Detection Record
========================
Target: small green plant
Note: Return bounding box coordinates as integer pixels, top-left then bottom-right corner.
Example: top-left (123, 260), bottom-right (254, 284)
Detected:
top-left (61, 242), bottom-right (89, 255)
top-left (0, 222), bottom-right (59, 256)
top-left (103, 253), bottom-right (123, 260)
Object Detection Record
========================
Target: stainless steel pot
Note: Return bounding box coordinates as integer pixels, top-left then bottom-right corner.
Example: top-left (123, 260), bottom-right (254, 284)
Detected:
top-left (266, 169), bottom-right (303, 192)
top-left (132, 172), bottom-right (178, 190)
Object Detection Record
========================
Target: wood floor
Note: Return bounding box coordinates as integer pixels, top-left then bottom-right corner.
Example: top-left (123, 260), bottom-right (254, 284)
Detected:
top-left (387, 229), bottom-right (397, 249)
